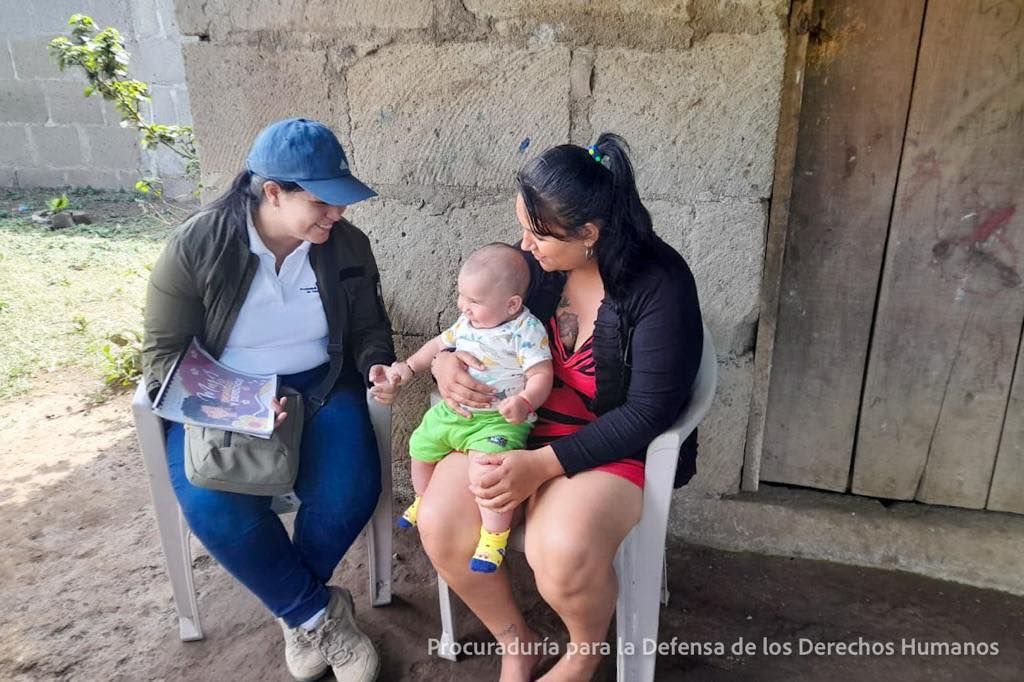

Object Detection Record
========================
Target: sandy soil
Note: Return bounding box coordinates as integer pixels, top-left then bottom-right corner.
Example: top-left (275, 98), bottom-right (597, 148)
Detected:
top-left (1, 370), bottom-right (1022, 681)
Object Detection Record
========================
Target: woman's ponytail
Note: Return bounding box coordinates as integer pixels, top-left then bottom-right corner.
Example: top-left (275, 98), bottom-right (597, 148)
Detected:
top-left (191, 169), bottom-right (303, 224)
top-left (590, 133), bottom-right (655, 298)
top-left (516, 132), bottom-right (655, 299)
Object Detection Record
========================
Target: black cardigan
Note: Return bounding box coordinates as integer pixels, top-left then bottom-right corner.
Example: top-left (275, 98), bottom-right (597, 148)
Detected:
top-left (521, 237), bottom-right (704, 488)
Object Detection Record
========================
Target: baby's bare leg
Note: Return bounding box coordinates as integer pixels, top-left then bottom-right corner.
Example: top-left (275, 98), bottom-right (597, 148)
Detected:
top-left (399, 459), bottom-right (437, 528)
top-left (468, 450), bottom-right (514, 531)
top-left (410, 458), bottom-right (436, 496)
top-left (467, 450), bottom-right (514, 574)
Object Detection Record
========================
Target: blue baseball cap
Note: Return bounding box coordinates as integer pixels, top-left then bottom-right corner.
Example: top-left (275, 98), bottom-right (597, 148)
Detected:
top-left (245, 118), bottom-right (376, 206)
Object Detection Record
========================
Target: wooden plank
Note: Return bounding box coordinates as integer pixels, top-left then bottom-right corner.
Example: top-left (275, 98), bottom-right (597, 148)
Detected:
top-left (758, 0), bottom-right (926, 491)
top-left (853, 0), bottom-right (1024, 507)
top-left (989, 330), bottom-right (1024, 514)
top-left (742, 0), bottom-right (814, 492)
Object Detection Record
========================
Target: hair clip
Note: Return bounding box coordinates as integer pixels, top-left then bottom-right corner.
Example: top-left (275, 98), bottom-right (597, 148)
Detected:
top-left (587, 145), bottom-right (603, 163)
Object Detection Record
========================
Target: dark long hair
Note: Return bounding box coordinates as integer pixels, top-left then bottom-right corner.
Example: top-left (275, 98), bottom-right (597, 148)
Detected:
top-left (516, 133), bottom-right (656, 299)
top-left (195, 170), bottom-right (303, 224)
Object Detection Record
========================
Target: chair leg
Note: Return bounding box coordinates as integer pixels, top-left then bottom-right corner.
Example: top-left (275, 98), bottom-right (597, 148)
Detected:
top-left (615, 526), bottom-right (663, 682)
top-left (133, 392), bottom-right (204, 642)
top-left (436, 574), bottom-right (459, 661)
top-left (168, 510), bottom-right (204, 641)
top-left (366, 394), bottom-right (393, 607)
top-left (365, 500), bottom-right (393, 607)
top-left (661, 550), bottom-right (670, 607)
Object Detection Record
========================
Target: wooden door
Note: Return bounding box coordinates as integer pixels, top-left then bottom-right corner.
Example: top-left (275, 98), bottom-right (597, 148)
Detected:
top-left (760, 0), bottom-right (926, 490)
top-left (853, 0), bottom-right (1024, 509)
top-left (758, 0), bottom-right (1024, 513)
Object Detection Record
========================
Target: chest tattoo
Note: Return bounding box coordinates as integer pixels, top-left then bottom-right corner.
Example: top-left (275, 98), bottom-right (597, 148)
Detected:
top-left (557, 295), bottom-right (579, 350)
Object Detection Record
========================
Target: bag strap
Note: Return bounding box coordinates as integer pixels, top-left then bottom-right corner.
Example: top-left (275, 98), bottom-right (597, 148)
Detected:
top-left (303, 244), bottom-right (348, 421)
top-left (304, 338), bottom-right (344, 421)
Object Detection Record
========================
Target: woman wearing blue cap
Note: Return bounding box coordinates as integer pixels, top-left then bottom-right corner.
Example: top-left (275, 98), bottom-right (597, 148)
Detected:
top-left (142, 118), bottom-right (393, 682)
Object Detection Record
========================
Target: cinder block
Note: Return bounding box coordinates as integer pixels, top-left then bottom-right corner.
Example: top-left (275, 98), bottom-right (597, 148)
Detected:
top-left (158, 175), bottom-right (198, 199)
top-left (43, 81), bottom-right (105, 124)
top-left (152, 145), bottom-right (188, 177)
top-left (131, 37), bottom-right (186, 84)
top-left (345, 198), bottom-right (465, 336)
top-left (649, 199), bottom-right (766, 356)
top-left (28, 125), bottom-right (83, 166)
top-left (466, 0), bottom-right (689, 18)
top-left (147, 84), bottom-right (178, 124)
top-left (0, 126), bottom-right (34, 165)
top-left (467, 0), bottom-right (692, 50)
top-left (9, 35), bottom-right (72, 80)
top-left (592, 32), bottom-right (785, 201)
top-left (184, 44), bottom-right (349, 177)
top-left (1, 80), bottom-right (48, 123)
top-left (156, 0), bottom-right (182, 33)
top-left (689, 0), bottom-right (787, 36)
top-left (64, 167), bottom-right (127, 190)
top-left (348, 44), bottom-right (570, 189)
top-left (0, 40), bottom-right (13, 79)
top-left (130, 0), bottom-right (164, 37)
top-left (171, 85), bottom-right (193, 124)
top-left (15, 166), bottom-right (66, 189)
top-left (83, 0), bottom-right (133, 35)
top-left (30, 3), bottom-right (78, 35)
top-left (86, 125), bottom-right (141, 169)
top-left (684, 352), bottom-right (754, 496)
top-left (173, 0), bottom-right (210, 37)
top-left (175, 0), bottom-right (431, 37)
top-left (0, 2), bottom-right (33, 35)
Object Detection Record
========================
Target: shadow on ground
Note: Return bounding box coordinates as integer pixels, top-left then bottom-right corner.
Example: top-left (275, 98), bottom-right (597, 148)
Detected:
top-left (0, 370), bottom-right (1021, 680)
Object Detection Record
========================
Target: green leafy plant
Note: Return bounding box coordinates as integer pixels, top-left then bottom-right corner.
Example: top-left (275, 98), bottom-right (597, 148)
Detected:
top-left (100, 329), bottom-right (143, 388)
top-left (48, 15), bottom-right (199, 196)
top-left (47, 194), bottom-right (70, 213)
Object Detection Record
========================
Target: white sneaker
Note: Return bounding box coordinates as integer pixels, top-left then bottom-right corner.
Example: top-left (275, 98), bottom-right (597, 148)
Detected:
top-left (311, 586), bottom-right (379, 682)
top-left (278, 618), bottom-right (329, 682)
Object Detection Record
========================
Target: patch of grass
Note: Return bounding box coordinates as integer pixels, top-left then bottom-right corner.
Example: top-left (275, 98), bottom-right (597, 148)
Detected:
top-left (0, 188), bottom-right (187, 399)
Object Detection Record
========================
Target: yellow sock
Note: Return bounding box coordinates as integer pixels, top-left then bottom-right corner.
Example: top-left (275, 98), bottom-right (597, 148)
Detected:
top-left (398, 496), bottom-right (421, 528)
top-left (470, 527), bottom-right (510, 573)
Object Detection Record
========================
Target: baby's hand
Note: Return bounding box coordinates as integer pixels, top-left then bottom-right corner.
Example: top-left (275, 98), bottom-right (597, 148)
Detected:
top-left (385, 361), bottom-right (414, 386)
top-left (498, 395), bottom-right (531, 424)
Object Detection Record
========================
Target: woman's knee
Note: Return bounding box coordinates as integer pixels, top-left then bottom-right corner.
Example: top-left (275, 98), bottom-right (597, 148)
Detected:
top-left (180, 492), bottom-right (272, 549)
top-left (526, 527), bottom-right (608, 601)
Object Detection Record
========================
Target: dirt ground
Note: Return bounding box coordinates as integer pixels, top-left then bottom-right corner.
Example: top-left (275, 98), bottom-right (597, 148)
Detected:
top-left (1, 370), bottom-right (1022, 681)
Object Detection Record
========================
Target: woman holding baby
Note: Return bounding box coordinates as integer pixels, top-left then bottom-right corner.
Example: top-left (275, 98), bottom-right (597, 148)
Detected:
top-left (418, 133), bottom-right (704, 680)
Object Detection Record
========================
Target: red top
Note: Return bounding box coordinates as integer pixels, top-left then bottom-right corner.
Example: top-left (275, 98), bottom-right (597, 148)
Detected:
top-left (529, 316), bottom-right (644, 488)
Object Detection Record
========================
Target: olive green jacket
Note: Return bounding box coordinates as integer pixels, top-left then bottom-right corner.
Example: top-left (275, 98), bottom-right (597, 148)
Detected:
top-left (142, 206), bottom-right (395, 400)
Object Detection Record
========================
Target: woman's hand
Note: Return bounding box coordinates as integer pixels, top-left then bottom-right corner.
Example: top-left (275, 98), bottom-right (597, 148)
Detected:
top-left (270, 395), bottom-right (288, 429)
top-left (431, 351), bottom-right (496, 418)
top-left (368, 364), bottom-right (400, 405)
top-left (469, 446), bottom-right (564, 514)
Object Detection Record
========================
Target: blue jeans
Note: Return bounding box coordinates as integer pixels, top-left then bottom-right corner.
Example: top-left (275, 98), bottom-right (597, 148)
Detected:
top-left (165, 365), bottom-right (381, 627)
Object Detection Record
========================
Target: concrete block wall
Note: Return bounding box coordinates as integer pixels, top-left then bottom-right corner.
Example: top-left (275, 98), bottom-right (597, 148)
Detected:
top-left (176, 0), bottom-right (788, 509)
top-left (0, 0), bottom-right (194, 195)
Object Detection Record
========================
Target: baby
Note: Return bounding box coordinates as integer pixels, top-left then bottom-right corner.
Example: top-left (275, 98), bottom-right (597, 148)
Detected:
top-left (385, 243), bottom-right (553, 573)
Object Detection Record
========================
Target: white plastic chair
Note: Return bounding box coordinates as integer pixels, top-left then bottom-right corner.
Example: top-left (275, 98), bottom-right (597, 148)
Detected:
top-left (131, 383), bottom-right (394, 641)
top-left (434, 324), bottom-right (717, 682)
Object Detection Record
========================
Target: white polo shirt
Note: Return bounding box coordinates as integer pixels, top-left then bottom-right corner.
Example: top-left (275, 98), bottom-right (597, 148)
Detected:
top-left (218, 210), bottom-right (330, 375)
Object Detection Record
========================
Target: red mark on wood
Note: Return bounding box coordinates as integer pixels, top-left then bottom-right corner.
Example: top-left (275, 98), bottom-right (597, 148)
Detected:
top-left (932, 204), bottom-right (1021, 295)
top-left (969, 205), bottom-right (1016, 243)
